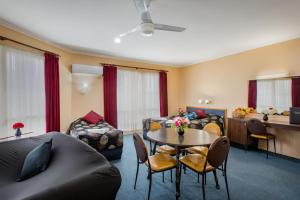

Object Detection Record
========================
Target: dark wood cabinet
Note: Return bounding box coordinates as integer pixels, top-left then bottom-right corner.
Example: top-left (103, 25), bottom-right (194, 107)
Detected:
top-left (227, 117), bottom-right (256, 148)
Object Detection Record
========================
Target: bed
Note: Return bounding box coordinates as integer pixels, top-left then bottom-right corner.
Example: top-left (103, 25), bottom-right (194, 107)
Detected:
top-left (67, 118), bottom-right (123, 160)
top-left (186, 106), bottom-right (227, 132)
top-left (143, 106), bottom-right (227, 139)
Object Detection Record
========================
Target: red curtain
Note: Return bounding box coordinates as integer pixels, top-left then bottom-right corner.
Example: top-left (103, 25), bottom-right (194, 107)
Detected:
top-left (248, 80), bottom-right (257, 108)
top-left (103, 64), bottom-right (118, 128)
top-left (159, 71), bottom-right (168, 117)
top-left (292, 77), bottom-right (300, 107)
top-left (44, 53), bottom-right (60, 132)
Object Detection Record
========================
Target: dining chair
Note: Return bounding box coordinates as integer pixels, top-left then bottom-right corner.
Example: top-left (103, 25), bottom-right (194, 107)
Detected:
top-left (246, 118), bottom-right (276, 159)
top-left (148, 122), bottom-right (176, 182)
top-left (186, 123), bottom-right (222, 156)
top-left (184, 123), bottom-right (222, 178)
top-left (149, 121), bottom-right (176, 155)
top-left (133, 133), bottom-right (176, 200)
top-left (180, 136), bottom-right (231, 200)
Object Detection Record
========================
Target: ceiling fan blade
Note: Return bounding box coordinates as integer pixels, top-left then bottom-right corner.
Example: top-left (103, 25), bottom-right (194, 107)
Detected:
top-left (133, 0), bottom-right (152, 22)
top-left (119, 25), bottom-right (141, 38)
top-left (145, 0), bottom-right (152, 8)
top-left (154, 24), bottom-right (186, 32)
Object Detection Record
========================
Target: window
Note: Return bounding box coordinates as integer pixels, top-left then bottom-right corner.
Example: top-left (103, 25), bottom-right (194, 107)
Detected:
top-left (117, 69), bottom-right (160, 131)
top-left (0, 46), bottom-right (45, 138)
top-left (256, 79), bottom-right (292, 113)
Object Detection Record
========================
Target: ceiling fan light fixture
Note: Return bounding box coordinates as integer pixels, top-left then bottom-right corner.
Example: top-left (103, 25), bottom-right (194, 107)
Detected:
top-left (142, 32), bottom-right (153, 37)
top-left (141, 22), bottom-right (154, 37)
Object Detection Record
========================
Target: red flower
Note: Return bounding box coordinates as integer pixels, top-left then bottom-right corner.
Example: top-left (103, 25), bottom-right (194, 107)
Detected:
top-left (12, 122), bottom-right (24, 129)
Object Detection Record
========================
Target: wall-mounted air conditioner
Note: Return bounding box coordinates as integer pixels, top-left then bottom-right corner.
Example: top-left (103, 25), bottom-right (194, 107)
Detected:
top-left (72, 64), bottom-right (103, 76)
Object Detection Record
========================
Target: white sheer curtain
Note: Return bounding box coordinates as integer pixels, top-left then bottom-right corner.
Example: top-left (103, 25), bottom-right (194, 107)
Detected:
top-left (0, 45), bottom-right (45, 138)
top-left (117, 69), bottom-right (160, 131)
top-left (256, 79), bottom-right (292, 113)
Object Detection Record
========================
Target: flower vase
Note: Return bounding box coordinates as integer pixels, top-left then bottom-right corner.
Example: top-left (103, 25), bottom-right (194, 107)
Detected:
top-left (178, 134), bottom-right (184, 144)
top-left (15, 128), bottom-right (22, 137)
top-left (263, 114), bottom-right (269, 121)
top-left (178, 127), bottom-right (185, 136)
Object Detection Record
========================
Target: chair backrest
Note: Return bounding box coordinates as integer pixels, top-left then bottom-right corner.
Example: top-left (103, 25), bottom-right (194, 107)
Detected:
top-left (150, 121), bottom-right (162, 131)
top-left (246, 118), bottom-right (266, 134)
top-left (207, 136), bottom-right (230, 168)
top-left (203, 123), bottom-right (222, 136)
top-left (133, 133), bottom-right (148, 163)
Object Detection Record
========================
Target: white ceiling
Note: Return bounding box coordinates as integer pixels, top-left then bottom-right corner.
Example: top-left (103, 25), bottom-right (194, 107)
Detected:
top-left (1, 0), bottom-right (300, 66)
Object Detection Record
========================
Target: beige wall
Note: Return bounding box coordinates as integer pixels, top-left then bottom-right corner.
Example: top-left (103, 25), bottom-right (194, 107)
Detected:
top-left (0, 25), bottom-right (180, 133)
top-left (181, 38), bottom-right (300, 158)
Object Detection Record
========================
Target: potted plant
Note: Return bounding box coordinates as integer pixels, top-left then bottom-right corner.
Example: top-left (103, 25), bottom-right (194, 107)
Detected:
top-left (12, 122), bottom-right (24, 137)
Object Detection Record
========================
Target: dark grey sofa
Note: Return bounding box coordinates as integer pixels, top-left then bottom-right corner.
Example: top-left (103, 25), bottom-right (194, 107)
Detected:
top-left (0, 132), bottom-right (121, 200)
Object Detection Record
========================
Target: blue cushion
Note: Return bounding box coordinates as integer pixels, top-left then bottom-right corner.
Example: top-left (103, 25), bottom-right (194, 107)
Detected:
top-left (17, 139), bottom-right (52, 181)
top-left (184, 112), bottom-right (198, 120)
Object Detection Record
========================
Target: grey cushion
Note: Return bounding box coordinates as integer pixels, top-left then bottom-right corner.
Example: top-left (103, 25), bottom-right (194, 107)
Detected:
top-left (17, 139), bottom-right (52, 181)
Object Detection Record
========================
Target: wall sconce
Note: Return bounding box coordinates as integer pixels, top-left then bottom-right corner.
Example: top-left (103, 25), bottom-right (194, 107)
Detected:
top-left (73, 74), bottom-right (98, 95)
top-left (77, 82), bottom-right (90, 94)
top-left (72, 64), bottom-right (102, 95)
top-left (198, 98), bottom-right (213, 104)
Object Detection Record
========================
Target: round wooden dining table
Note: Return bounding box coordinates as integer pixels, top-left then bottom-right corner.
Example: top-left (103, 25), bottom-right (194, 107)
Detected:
top-left (147, 128), bottom-right (220, 199)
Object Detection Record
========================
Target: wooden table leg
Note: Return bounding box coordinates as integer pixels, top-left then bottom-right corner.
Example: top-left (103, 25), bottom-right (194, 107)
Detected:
top-left (176, 146), bottom-right (181, 199)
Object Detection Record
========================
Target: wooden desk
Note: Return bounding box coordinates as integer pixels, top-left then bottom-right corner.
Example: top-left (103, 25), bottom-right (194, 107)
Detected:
top-left (263, 119), bottom-right (300, 131)
top-left (227, 115), bottom-right (300, 147)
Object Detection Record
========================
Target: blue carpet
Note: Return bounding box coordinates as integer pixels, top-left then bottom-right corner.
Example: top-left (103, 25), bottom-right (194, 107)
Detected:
top-left (112, 134), bottom-right (300, 200)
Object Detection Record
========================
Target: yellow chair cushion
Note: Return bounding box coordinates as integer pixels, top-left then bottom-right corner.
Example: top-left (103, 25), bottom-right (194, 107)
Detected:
top-left (250, 133), bottom-right (275, 140)
top-left (150, 122), bottom-right (162, 131)
top-left (203, 123), bottom-right (222, 136)
top-left (180, 154), bottom-right (214, 173)
top-left (186, 146), bottom-right (208, 156)
top-left (157, 145), bottom-right (176, 155)
top-left (146, 153), bottom-right (176, 172)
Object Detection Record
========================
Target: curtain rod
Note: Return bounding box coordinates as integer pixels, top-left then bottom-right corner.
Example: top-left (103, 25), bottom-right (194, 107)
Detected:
top-left (251, 76), bottom-right (300, 81)
top-left (0, 35), bottom-right (60, 57)
top-left (100, 63), bottom-right (168, 73)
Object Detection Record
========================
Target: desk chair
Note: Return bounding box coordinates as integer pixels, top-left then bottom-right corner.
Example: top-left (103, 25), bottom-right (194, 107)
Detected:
top-left (246, 118), bottom-right (276, 159)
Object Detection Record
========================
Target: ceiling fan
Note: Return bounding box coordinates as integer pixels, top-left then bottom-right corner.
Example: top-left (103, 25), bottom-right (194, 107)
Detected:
top-left (114, 0), bottom-right (186, 43)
